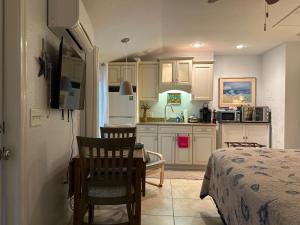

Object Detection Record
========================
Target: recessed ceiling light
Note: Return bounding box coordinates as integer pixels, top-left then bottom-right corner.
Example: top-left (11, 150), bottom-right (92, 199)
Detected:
top-left (192, 42), bottom-right (204, 48)
top-left (236, 44), bottom-right (245, 49)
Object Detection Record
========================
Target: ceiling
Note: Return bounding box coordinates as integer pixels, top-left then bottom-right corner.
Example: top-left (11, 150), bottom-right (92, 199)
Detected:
top-left (83, 0), bottom-right (300, 62)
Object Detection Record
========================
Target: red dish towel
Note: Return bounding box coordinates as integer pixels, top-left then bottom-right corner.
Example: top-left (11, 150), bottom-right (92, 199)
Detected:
top-left (177, 135), bottom-right (189, 148)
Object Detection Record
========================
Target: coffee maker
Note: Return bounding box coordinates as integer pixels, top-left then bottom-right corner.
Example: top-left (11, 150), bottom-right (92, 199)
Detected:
top-left (200, 103), bottom-right (212, 123)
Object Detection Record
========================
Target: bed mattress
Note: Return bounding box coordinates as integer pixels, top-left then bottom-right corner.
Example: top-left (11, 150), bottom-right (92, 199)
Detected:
top-left (200, 147), bottom-right (300, 225)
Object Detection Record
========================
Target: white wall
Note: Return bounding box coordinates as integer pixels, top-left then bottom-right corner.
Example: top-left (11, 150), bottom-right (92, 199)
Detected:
top-left (284, 42), bottom-right (300, 149)
top-left (24, 0), bottom-right (80, 224)
top-left (213, 55), bottom-right (263, 110)
top-left (262, 44), bottom-right (286, 149)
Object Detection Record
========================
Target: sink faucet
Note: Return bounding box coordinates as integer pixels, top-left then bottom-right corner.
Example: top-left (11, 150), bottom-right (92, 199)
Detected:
top-left (164, 103), bottom-right (174, 122)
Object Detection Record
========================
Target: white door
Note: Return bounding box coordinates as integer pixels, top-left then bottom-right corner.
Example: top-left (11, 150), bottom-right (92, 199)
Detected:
top-left (246, 125), bottom-right (270, 147)
top-left (108, 65), bottom-right (121, 85)
top-left (137, 133), bottom-right (158, 153)
top-left (138, 63), bottom-right (158, 101)
top-left (221, 124), bottom-right (245, 147)
top-left (158, 133), bottom-right (175, 164)
top-left (193, 134), bottom-right (215, 165)
top-left (176, 60), bottom-right (192, 85)
top-left (192, 64), bottom-right (213, 101)
top-left (175, 133), bottom-right (193, 165)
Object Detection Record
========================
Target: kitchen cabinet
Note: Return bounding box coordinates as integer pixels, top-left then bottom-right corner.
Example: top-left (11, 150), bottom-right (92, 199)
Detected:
top-left (158, 126), bottom-right (193, 165)
top-left (175, 133), bottom-right (193, 165)
top-left (137, 124), bottom-right (216, 166)
top-left (192, 126), bottom-right (216, 165)
top-left (138, 62), bottom-right (159, 101)
top-left (218, 123), bottom-right (270, 148)
top-left (108, 63), bottom-right (137, 86)
top-left (159, 59), bottom-right (192, 88)
top-left (192, 63), bottom-right (214, 101)
top-left (158, 133), bottom-right (175, 164)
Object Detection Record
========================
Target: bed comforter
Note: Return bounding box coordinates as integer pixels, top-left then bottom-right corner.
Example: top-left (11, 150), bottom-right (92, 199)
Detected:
top-left (200, 148), bottom-right (300, 225)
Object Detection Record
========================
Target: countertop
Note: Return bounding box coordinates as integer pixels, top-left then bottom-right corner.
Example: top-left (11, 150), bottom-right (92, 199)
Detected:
top-left (137, 122), bottom-right (217, 126)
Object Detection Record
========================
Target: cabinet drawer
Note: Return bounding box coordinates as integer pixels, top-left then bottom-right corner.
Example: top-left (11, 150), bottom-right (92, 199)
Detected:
top-left (193, 126), bottom-right (215, 134)
top-left (158, 126), bottom-right (192, 134)
top-left (137, 125), bottom-right (158, 133)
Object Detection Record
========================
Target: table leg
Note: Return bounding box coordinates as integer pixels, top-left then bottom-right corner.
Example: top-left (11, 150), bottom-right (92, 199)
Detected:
top-left (134, 159), bottom-right (143, 225)
top-left (73, 161), bottom-right (81, 225)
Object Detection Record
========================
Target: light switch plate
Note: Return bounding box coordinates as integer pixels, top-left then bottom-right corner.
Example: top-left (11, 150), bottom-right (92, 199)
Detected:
top-left (30, 108), bottom-right (42, 127)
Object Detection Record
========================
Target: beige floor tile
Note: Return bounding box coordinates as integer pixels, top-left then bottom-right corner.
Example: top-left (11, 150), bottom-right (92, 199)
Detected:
top-left (172, 179), bottom-right (203, 199)
top-left (175, 216), bottom-right (223, 225)
top-left (85, 205), bottom-right (128, 224)
top-left (142, 197), bottom-right (173, 216)
top-left (173, 198), bottom-right (219, 218)
top-left (142, 215), bottom-right (174, 225)
top-left (144, 178), bottom-right (172, 199)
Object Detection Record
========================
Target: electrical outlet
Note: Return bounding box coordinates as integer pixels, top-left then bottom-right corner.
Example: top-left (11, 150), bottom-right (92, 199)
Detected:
top-left (30, 108), bottom-right (42, 127)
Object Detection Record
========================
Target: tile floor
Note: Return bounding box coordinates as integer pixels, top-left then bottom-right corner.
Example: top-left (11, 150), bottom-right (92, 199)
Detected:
top-left (89, 178), bottom-right (224, 225)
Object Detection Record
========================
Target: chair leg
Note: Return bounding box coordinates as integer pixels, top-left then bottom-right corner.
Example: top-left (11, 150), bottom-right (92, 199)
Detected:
top-left (88, 204), bottom-right (94, 224)
top-left (159, 165), bottom-right (165, 187)
top-left (142, 173), bottom-right (146, 197)
top-left (126, 203), bottom-right (134, 225)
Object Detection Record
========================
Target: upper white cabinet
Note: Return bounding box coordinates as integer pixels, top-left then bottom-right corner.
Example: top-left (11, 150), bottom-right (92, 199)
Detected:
top-left (192, 63), bottom-right (214, 101)
top-left (218, 123), bottom-right (270, 148)
top-left (138, 62), bottom-right (159, 101)
top-left (108, 63), bottom-right (137, 86)
top-left (159, 59), bottom-right (192, 88)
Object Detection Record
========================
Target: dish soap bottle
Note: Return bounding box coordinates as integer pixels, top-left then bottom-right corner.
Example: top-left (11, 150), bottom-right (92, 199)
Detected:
top-left (180, 112), bottom-right (184, 122)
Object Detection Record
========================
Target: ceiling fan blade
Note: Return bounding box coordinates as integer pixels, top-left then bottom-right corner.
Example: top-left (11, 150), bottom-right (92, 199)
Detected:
top-left (265, 0), bottom-right (280, 5)
top-left (208, 0), bottom-right (219, 3)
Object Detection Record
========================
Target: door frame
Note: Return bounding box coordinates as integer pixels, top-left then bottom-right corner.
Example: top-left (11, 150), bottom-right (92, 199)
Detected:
top-left (2, 0), bottom-right (27, 224)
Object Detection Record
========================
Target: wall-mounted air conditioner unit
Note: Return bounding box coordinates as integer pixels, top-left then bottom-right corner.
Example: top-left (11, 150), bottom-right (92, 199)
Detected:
top-left (48, 0), bottom-right (95, 58)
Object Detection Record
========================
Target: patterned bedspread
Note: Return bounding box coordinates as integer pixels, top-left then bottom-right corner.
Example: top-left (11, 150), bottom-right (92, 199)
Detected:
top-left (200, 148), bottom-right (300, 225)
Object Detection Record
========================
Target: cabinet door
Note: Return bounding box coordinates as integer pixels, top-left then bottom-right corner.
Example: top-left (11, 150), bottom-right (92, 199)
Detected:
top-left (175, 133), bottom-right (193, 165)
top-left (193, 133), bottom-right (215, 165)
top-left (159, 61), bottom-right (174, 85)
top-left (192, 64), bottom-right (213, 101)
top-left (176, 60), bottom-right (192, 85)
top-left (138, 63), bottom-right (159, 101)
top-left (158, 133), bottom-right (175, 164)
top-left (137, 132), bottom-right (158, 153)
top-left (108, 65), bottom-right (121, 85)
top-left (221, 124), bottom-right (245, 147)
top-left (246, 125), bottom-right (270, 147)
top-left (121, 65), bottom-right (136, 85)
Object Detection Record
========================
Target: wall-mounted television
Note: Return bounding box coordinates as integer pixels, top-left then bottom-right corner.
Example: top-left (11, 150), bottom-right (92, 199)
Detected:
top-left (50, 37), bottom-right (86, 110)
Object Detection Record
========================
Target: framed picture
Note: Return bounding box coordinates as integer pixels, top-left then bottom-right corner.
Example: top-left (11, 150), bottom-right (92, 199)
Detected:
top-left (219, 77), bottom-right (256, 107)
top-left (167, 92), bottom-right (181, 105)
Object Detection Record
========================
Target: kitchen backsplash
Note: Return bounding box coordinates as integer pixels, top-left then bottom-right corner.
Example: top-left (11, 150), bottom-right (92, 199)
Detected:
top-left (140, 90), bottom-right (210, 119)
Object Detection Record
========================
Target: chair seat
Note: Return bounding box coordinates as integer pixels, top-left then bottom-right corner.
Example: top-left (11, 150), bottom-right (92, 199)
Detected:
top-left (146, 160), bottom-right (166, 169)
top-left (88, 184), bottom-right (135, 198)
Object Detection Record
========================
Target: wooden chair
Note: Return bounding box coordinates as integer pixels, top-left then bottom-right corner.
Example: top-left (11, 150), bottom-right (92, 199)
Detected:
top-left (100, 127), bottom-right (136, 139)
top-left (77, 136), bottom-right (136, 225)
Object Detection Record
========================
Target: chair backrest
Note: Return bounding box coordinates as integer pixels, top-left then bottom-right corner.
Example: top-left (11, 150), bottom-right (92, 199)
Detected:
top-left (100, 127), bottom-right (136, 139)
top-left (77, 136), bottom-right (136, 198)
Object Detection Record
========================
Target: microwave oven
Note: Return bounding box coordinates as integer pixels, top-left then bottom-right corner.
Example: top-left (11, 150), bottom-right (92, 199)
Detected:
top-left (241, 106), bottom-right (270, 123)
top-left (217, 110), bottom-right (241, 123)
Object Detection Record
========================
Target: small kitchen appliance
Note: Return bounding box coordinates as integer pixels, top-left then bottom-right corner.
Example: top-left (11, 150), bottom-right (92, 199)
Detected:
top-left (217, 110), bottom-right (241, 123)
top-left (241, 106), bottom-right (270, 123)
top-left (200, 103), bottom-right (212, 123)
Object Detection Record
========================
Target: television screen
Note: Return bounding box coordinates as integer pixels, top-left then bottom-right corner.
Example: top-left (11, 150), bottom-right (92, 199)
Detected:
top-left (50, 37), bottom-right (86, 110)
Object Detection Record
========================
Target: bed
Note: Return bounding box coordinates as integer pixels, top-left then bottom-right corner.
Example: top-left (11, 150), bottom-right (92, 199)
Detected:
top-left (200, 147), bottom-right (300, 225)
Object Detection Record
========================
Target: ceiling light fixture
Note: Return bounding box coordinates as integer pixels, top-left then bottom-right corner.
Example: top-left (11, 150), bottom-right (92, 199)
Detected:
top-left (192, 42), bottom-right (204, 48)
top-left (236, 44), bottom-right (245, 49)
top-left (119, 37), bottom-right (133, 96)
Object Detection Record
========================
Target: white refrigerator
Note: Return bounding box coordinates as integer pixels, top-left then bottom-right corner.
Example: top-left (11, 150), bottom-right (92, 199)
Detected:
top-left (108, 92), bottom-right (137, 126)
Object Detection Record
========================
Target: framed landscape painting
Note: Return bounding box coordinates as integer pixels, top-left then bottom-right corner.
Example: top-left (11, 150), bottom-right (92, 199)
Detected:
top-left (219, 77), bottom-right (256, 107)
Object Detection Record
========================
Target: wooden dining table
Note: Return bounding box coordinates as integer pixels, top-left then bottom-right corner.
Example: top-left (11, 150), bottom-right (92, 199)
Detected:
top-left (68, 148), bottom-right (145, 225)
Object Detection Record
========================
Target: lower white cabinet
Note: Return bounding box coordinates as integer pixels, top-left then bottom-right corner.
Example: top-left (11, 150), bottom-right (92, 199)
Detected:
top-left (137, 124), bottom-right (216, 166)
top-left (136, 133), bottom-right (158, 153)
top-left (218, 123), bottom-right (270, 148)
top-left (193, 133), bottom-right (216, 165)
top-left (158, 133), bottom-right (175, 164)
top-left (175, 133), bottom-right (193, 165)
